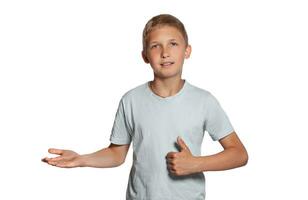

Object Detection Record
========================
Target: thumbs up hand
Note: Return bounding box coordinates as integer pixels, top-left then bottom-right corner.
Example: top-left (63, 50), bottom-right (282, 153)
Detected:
top-left (166, 136), bottom-right (201, 176)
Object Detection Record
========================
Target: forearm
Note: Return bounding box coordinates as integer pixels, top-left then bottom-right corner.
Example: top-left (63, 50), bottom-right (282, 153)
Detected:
top-left (79, 147), bottom-right (122, 168)
top-left (195, 147), bottom-right (248, 172)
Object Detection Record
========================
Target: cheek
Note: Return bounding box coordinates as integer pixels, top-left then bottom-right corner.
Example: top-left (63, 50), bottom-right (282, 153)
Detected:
top-left (173, 46), bottom-right (185, 54)
top-left (174, 50), bottom-right (186, 60)
top-left (148, 53), bottom-right (161, 63)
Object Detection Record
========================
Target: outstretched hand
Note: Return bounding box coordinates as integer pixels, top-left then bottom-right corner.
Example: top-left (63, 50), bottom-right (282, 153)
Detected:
top-left (166, 136), bottom-right (200, 176)
top-left (41, 148), bottom-right (82, 168)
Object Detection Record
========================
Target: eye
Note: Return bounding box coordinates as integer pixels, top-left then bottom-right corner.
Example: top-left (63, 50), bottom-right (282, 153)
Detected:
top-left (150, 44), bottom-right (158, 49)
top-left (170, 42), bottom-right (178, 46)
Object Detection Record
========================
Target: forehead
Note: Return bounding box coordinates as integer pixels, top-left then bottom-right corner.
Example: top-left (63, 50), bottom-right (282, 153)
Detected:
top-left (147, 26), bottom-right (184, 43)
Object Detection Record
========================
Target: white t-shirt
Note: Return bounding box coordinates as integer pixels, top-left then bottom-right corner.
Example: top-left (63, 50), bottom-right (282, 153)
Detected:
top-left (109, 79), bottom-right (235, 200)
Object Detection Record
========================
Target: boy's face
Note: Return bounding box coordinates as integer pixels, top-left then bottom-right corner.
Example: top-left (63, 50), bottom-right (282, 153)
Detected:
top-left (142, 26), bottom-right (191, 79)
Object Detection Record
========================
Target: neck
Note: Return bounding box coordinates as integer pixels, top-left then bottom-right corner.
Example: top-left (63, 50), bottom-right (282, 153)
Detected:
top-left (149, 77), bottom-right (185, 98)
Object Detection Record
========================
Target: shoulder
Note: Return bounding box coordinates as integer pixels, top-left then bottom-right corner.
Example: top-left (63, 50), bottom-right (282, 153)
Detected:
top-left (186, 81), bottom-right (216, 102)
top-left (119, 81), bottom-right (147, 104)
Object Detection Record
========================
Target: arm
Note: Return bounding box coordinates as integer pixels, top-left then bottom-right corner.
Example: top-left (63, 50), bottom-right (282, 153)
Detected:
top-left (166, 132), bottom-right (248, 176)
top-left (195, 131), bottom-right (248, 172)
top-left (80, 143), bottom-right (130, 168)
top-left (42, 143), bottom-right (130, 168)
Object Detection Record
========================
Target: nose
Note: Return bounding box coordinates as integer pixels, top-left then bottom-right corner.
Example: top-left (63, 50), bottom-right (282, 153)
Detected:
top-left (161, 47), bottom-right (170, 58)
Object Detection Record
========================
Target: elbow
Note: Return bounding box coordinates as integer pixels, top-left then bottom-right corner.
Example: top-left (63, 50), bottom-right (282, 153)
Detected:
top-left (233, 146), bottom-right (248, 167)
top-left (240, 149), bottom-right (249, 166)
top-left (116, 158), bottom-right (126, 167)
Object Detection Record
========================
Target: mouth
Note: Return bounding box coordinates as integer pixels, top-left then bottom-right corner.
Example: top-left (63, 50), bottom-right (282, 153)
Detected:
top-left (160, 62), bottom-right (175, 67)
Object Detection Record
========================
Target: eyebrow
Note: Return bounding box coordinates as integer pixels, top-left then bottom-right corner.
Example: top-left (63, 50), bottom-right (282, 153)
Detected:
top-left (149, 39), bottom-right (177, 45)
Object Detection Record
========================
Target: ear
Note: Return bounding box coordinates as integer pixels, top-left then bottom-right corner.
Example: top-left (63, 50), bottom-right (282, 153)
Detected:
top-left (184, 45), bottom-right (192, 59)
top-left (141, 51), bottom-right (149, 63)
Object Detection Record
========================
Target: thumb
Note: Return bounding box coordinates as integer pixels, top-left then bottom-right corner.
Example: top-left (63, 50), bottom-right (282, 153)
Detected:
top-left (177, 136), bottom-right (189, 151)
top-left (48, 148), bottom-right (63, 155)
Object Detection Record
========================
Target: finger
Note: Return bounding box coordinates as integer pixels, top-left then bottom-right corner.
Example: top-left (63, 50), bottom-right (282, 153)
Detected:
top-left (56, 161), bottom-right (75, 168)
top-left (48, 148), bottom-right (64, 155)
top-left (167, 163), bottom-right (174, 169)
top-left (166, 157), bottom-right (174, 163)
top-left (42, 157), bottom-right (54, 162)
top-left (53, 162), bottom-right (67, 168)
top-left (48, 160), bottom-right (65, 167)
top-left (41, 157), bottom-right (48, 162)
top-left (169, 168), bottom-right (176, 174)
top-left (177, 136), bottom-right (189, 151)
top-left (48, 156), bottom-right (65, 162)
top-left (47, 161), bottom-right (57, 166)
top-left (166, 152), bottom-right (177, 158)
top-left (167, 161), bottom-right (175, 167)
top-left (42, 157), bottom-right (52, 162)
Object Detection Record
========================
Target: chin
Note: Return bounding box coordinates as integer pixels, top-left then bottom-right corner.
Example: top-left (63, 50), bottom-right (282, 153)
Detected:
top-left (156, 71), bottom-right (182, 79)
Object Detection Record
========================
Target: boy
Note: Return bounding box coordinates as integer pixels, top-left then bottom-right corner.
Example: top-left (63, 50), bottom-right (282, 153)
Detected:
top-left (42, 14), bottom-right (248, 200)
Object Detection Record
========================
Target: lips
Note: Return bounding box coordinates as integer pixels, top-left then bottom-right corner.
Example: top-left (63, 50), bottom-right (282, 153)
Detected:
top-left (160, 62), bottom-right (174, 67)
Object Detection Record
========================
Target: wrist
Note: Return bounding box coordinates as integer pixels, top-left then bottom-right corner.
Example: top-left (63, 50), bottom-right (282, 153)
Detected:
top-left (194, 156), bottom-right (205, 173)
top-left (78, 154), bottom-right (88, 167)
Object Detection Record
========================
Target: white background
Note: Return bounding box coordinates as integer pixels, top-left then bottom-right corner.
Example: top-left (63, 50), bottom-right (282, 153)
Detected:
top-left (1, 0), bottom-right (307, 199)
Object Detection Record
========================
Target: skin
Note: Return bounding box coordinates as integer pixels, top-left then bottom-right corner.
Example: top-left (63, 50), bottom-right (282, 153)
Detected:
top-left (41, 143), bottom-right (130, 168)
top-left (42, 25), bottom-right (248, 175)
top-left (166, 133), bottom-right (248, 176)
top-left (142, 25), bottom-right (192, 97)
top-left (143, 25), bottom-right (248, 176)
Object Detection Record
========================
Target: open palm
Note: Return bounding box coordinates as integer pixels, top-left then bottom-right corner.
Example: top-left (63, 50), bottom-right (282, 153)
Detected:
top-left (42, 148), bottom-right (82, 168)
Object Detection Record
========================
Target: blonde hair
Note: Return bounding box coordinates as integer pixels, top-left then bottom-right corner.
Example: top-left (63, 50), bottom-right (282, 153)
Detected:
top-left (142, 14), bottom-right (189, 52)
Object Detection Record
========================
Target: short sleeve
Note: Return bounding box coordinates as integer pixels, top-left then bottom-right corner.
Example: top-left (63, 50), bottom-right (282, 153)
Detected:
top-left (109, 98), bottom-right (132, 145)
top-left (204, 93), bottom-right (235, 141)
